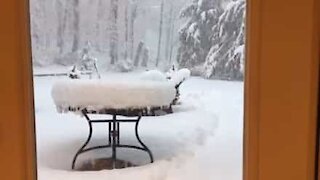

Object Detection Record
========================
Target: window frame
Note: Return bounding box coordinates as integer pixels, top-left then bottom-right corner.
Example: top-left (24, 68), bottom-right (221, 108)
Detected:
top-left (244, 0), bottom-right (319, 179)
top-left (0, 0), bottom-right (36, 180)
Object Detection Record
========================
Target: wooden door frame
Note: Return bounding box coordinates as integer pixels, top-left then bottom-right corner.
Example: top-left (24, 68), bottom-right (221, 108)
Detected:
top-left (0, 0), bottom-right (319, 180)
top-left (0, 0), bottom-right (36, 180)
top-left (244, 0), bottom-right (319, 180)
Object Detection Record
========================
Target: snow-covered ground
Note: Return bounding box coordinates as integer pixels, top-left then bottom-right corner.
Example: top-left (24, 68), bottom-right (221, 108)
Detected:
top-left (34, 72), bottom-right (243, 180)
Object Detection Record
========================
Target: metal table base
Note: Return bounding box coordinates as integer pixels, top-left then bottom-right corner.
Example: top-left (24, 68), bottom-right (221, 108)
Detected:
top-left (71, 109), bottom-right (154, 170)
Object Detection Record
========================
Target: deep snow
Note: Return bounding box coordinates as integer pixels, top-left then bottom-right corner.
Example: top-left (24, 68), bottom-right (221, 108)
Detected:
top-left (34, 72), bottom-right (243, 180)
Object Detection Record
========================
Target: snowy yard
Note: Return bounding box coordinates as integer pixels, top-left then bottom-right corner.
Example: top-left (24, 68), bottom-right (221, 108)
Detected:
top-left (34, 72), bottom-right (243, 180)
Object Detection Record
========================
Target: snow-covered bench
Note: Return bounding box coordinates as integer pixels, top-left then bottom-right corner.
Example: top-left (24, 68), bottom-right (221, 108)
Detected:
top-left (52, 79), bottom-right (176, 169)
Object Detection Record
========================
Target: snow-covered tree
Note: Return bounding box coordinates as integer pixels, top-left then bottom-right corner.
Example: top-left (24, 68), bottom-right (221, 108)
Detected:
top-left (134, 41), bottom-right (144, 66)
top-left (155, 0), bottom-right (165, 67)
top-left (56, 0), bottom-right (67, 54)
top-left (124, 1), bottom-right (129, 60)
top-left (129, 0), bottom-right (139, 60)
top-left (109, 0), bottom-right (119, 65)
top-left (94, 0), bottom-right (104, 51)
top-left (31, 0), bottom-right (245, 76)
top-left (164, 4), bottom-right (174, 61)
top-left (30, 0), bottom-right (43, 65)
top-left (203, 0), bottom-right (245, 80)
top-left (177, 0), bottom-right (245, 80)
top-left (177, 0), bottom-right (222, 70)
top-left (141, 47), bottom-right (149, 67)
top-left (71, 0), bottom-right (80, 52)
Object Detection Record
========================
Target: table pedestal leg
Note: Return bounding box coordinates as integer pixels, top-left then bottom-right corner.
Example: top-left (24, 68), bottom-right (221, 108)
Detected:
top-left (135, 116), bottom-right (154, 163)
top-left (71, 110), bottom-right (154, 170)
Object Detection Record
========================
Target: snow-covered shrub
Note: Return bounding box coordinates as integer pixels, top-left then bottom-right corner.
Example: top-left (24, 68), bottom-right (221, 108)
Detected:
top-left (115, 59), bottom-right (133, 72)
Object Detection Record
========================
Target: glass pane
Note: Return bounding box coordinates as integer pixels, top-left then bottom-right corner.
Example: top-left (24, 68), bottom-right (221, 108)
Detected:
top-left (29, 0), bottom-right (245, 179)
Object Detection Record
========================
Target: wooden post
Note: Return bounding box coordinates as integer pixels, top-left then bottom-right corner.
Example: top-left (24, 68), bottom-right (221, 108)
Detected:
top-left (0, 0), bottom-right (37, 179)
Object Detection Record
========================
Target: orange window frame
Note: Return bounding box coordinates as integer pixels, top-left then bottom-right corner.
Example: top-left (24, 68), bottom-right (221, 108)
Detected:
top-left (245, 0), bottom-right (319, 179)
top-left (0, 0), bottom-right (319, 180)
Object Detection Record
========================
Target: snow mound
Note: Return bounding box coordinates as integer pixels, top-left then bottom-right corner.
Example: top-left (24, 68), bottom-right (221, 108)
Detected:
top-left (140, 70), bottom-right (167, 82)
top-left (51, 79), bottom-right (176, 112)
top-left (168, 68), bottom-right (191, 85)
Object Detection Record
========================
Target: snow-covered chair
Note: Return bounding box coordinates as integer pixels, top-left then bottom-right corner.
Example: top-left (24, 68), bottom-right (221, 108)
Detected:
top-left (69, 43), bottom-right (101, 79)
top-left (140, 68), bottom-right (190, 110)
top-left (166, 68), bottom-right (191, 105)
top-left (51, 79), bottom-right (176, 169)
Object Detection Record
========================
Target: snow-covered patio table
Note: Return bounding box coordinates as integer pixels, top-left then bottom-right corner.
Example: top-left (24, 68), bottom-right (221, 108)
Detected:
top-left (52, 79), bottom-right (176, 169)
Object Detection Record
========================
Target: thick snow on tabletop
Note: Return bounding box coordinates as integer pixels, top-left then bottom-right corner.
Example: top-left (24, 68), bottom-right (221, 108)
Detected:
top-left (52, 79), bottom-right (176, 111)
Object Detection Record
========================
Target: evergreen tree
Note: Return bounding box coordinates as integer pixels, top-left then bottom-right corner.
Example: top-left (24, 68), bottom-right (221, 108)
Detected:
top-left (177, 0), bottom-right (222, 69)
top-left (203, 0), bottom-right (246, 80)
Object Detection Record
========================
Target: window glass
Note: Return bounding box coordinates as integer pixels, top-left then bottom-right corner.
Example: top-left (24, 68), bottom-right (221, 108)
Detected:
top-left (29, 0), bottom-right (246, 179)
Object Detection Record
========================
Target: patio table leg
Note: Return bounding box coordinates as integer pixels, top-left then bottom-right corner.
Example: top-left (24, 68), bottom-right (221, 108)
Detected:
top-left (71, 109), bottom-right (154, 170)
top-left (71, 111), bottom-right (93, 170)
top-left (135, 116), bottom-right (154, 163)
top-left (112, 114), bottom-right (117, 168)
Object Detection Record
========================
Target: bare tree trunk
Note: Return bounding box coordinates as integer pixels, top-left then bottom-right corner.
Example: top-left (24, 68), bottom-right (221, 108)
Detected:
top-left (130, 1), bottom-right (138, 60)
top-left (31, 2), bottom-right (40, 48)
top-left (134, 41), bottom-right (144, 66)
top-left (165, 4), bottom-right (173, 60)
top-left (141, 48), bottom-right (149, 67)
top-left (56, 0), bottom-right (67, 54)
top-left (124, 1), bottom-right (129, 60)
top-left (155, 0), bottom-right (164, 67)
top-left (109, 0), bottom-right (119, 65)
top-left (130, 20), bottom-right (135, 60)
top-left (130, 20), bottom-right (134, 60)
top-left (94, 0), bottom-right (103, 51)
top-left (71, 0), bottom-right (80, 52)
top-left (169, 21), bottom-right (175, 64)
top-left (41, 0), bottom-right (50, 49)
